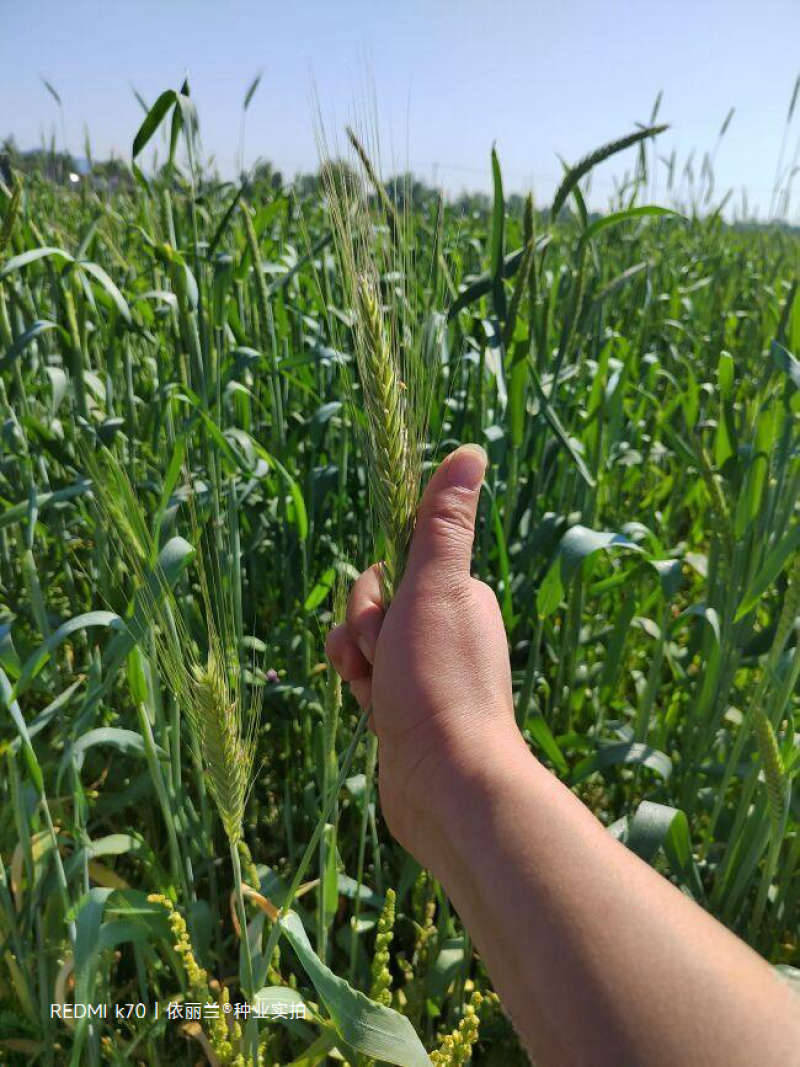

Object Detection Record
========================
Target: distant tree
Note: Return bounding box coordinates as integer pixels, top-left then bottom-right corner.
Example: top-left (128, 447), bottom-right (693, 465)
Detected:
top-left (453, 190), bottom-right (491, 216)
top-left (384, 172), bottom-right (439, 211)
top-left (293, 171), bottom-right (321, 198)
top-left (90, 155), bottom-right (134, 190)
top-left (250, 160), bottom-right (283, 191)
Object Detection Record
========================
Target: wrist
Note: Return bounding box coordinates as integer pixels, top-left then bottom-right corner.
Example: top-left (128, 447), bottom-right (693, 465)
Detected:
top-left (385, 717), bottom-right (536, 879)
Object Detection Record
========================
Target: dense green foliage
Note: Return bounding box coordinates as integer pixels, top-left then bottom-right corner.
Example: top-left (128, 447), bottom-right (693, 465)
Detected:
top-left (0, 100), bottom-right (798, 1065)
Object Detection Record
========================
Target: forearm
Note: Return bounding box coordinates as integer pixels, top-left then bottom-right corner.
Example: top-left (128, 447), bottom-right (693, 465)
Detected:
top-left (424, 729), bottom-right (799, 1066)
top-left (332, 449), bottom-right (798, 1063)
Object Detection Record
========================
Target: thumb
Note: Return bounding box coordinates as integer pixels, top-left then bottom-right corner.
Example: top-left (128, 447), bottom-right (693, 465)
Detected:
top-left (405, 444), bottom-right (487, 586)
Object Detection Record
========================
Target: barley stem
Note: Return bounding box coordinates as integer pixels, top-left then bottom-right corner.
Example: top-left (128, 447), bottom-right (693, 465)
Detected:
top-left (263, 710), bottom-right (370, 967)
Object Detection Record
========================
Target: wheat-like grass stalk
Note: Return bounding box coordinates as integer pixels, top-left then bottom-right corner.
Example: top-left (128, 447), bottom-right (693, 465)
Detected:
top-left (263, 112), bottom-right (446, 1000)
top-left (550, 124), bottom-right (668, 220)
top-left (0, 173), bottom-right (22, 254)
top-left (752, 708), bottom-right (786, 828)
top-left (316, 120), bottom-right (442, 604)
top-left (767, 555), bottom-right (800, 673)
top-left (240, 199), bottom-right (285, 441)
top-left (87, 447), bottom-right (262, 1017)
top-left (86, 447), bottom-right (260, 850)
top-left (751, 554), bottom-right (800, 832)
top-left (145, 545), bottom-right (259, 855)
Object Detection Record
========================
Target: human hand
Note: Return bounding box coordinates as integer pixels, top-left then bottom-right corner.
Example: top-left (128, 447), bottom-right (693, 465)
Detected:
top-left (329, 448), bottom-right (800, 1067)
top-left (325, 444), bottom-right (522, 867)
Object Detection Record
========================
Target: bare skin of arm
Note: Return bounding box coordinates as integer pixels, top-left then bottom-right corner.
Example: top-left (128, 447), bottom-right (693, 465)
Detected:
top-left (326, 444), bottom-right (800, 1066)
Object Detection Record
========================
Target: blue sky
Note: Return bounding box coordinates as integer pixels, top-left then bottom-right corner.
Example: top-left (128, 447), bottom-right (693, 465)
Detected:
top-left (2, 1), bottom-right (799, 220)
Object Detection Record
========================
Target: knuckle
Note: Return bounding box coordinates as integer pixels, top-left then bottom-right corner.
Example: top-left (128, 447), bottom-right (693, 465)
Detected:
top-left (408, 569), bottom-right (472, 616)
top-left (324, 625), bottom-right (343, 660)
top-left (443, 574), bottom-right (475, 607)
top-left (425, 503), bottom-right (475, 544)
top-left (473, 579), bottom-right (501, 611)
top-left (353, 562), bottom-right (382, 598)
top-left (346, 598), bottom-right (383, 638)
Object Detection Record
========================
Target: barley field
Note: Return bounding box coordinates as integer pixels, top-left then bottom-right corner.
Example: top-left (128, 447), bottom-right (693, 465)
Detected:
top-left (0, 85), bottom-right (798, 1066)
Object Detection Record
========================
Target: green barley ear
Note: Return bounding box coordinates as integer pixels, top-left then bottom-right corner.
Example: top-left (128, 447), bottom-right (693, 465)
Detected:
top-left (550, 124), bottom-right (668, 220)
top-left (317, 122), bottom-right (441, 607)
top-left (85, 445), bottom-right (261, 856)
top-left (355, 275), bottom-right (415, 603)
top-left (191, 648), bottom-right (254, 849)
